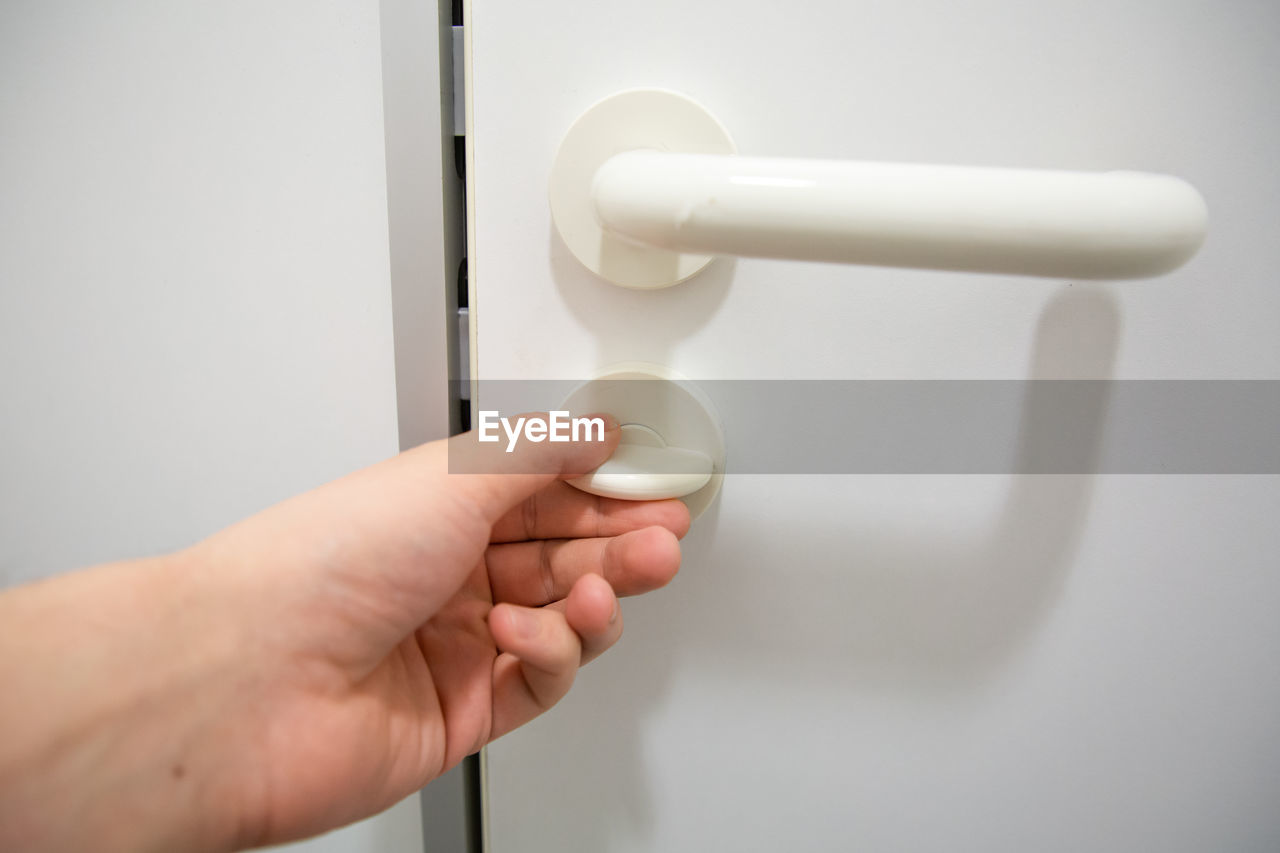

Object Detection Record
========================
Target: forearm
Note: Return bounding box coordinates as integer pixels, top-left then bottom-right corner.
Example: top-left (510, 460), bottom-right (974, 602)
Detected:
top-left (0, 553), bottom-right (256, 852)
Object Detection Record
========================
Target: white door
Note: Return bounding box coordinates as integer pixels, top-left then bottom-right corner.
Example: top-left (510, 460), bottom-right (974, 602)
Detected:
top-left (464, 1), bottom-right (1280, 850)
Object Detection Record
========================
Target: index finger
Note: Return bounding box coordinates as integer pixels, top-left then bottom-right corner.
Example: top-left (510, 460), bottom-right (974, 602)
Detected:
top-left (489, 482), bottom-right (691, 543)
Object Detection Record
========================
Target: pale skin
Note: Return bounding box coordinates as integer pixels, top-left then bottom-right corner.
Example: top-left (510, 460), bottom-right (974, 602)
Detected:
top-left (0, 417), bottom-right (689, 851)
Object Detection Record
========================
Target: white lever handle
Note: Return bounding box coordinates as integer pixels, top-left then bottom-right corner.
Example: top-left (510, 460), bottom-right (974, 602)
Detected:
top-left (593, 152), bottom-right (1207, 280)
top-left (549, 89), bottom-right (1209, 289)
top-left (568, 425), bottom-right (713, 501)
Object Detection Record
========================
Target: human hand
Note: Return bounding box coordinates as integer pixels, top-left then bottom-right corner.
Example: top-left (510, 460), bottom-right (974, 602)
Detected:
top-left (0, 417), bottom-right (689, 851)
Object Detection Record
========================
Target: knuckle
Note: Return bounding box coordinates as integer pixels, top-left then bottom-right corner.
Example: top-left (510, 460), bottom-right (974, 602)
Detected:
top-left (538, 540), bottom-right (557, 602)
top-left (521, 493), bottom-right (538, 539)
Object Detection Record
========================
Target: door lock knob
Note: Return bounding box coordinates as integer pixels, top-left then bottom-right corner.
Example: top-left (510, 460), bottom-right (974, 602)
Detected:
top-left (568, 424), bottom-right (713, 501)
top-left (561, 364), bottom-right (724, 518)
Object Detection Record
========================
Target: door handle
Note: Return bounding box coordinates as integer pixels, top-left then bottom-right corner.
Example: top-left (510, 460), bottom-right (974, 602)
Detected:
top-left (550, 89), bottom-right (1209, 289)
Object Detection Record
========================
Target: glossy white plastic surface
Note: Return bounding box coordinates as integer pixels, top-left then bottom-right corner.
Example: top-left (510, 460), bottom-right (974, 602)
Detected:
top-left (593, 151), bottom-right (1208, 280)
top-left (567, 424), bottom-right (713, 501)
top-left (560, 364), bottom-right (724, 518)
top-left (550, 89), bottom-right (1208, 288)
top-left (548, 89), bottom-right (736, 289)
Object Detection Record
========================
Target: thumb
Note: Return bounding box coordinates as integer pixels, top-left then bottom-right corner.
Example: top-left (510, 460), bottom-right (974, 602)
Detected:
top-left (445, 411), bottom-right (621, 524)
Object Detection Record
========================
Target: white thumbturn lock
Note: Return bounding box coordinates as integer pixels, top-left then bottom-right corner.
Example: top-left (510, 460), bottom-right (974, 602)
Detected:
top-left (569, 424), bottom-right (712, 501)
top-left (561, 364), bottom-right (724, 519)
top-left (549, 88), bottom-right (1209, 289)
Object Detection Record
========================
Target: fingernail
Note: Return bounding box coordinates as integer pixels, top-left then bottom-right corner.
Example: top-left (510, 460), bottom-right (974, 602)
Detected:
top-left (586, 412), bottom-right (619, 431)
top-left (508, 607), bottom-right (540, 639)
top-left (609, 597), bottom-right (619, 624)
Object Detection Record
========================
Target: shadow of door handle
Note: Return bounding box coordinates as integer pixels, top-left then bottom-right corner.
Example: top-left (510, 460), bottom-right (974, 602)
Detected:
top-left (550, 89), bottom-right (1209, 289)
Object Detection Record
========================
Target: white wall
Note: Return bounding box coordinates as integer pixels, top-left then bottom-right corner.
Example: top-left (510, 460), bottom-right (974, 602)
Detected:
top-left (1, 1), bottom-right (424, 849)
